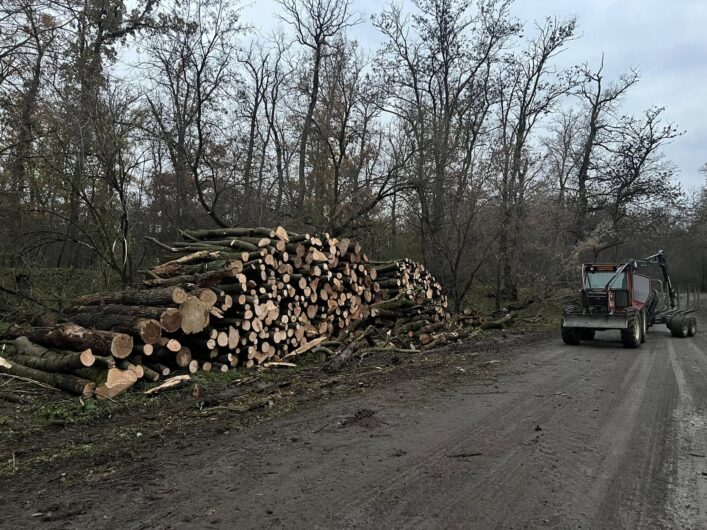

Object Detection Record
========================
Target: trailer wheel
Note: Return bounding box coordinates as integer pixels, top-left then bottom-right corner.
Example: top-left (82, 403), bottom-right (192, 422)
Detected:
top-left (561, 326), bottom-right (581, 345)
top-left (670, 317), bottom-right (689, 338)
top-left (580, 329), bottom-right (595, 341)
top-left (687, 317), bottom-right (697, 337)
top-left (621, 317), bottom-right (641, 348)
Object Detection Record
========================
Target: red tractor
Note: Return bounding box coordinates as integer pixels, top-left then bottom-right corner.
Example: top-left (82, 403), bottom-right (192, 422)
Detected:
top-left (561, 252), bottom-right (699, 348)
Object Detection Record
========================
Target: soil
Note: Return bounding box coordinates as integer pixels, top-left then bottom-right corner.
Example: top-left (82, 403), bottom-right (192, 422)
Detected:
top-left (0, 308), bottom-right (705, 529)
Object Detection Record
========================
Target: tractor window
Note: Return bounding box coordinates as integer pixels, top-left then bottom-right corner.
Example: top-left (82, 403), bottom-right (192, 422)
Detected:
top-left (633, 274), bottom-right (650, 303)
top-left (584, 271), bottom-right (626, 289)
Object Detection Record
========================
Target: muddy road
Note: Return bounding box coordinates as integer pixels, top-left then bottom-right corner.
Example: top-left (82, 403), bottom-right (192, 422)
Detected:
top-left (3, 312), bottom-right (707, 529)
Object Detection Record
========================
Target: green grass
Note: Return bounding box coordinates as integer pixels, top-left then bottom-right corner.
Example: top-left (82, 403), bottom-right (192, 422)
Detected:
top-left (0, 442), bottom-right (99, 477)
top-left (0, 386), bottom-right (160, 443)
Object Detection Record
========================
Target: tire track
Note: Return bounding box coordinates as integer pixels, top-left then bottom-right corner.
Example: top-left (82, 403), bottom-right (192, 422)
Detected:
top-left (335, 338), bottom-right (655, 528)
top-left (667, 337), bottom-right (707, 529)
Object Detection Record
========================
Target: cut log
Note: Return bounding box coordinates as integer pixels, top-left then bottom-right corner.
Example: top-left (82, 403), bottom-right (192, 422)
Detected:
top-left (146, 363), bottom-right (171, 377)
top-left (96, 368), bottom-right (138, 399)
top-left (8, 336), bottom-right (95, 369)
top-left (188, 359), bottom-right (199, 374)
top-left (93, 355), bottom-right (116, 369)
top-left (149, 259), bottom-right (243, 279)
top-left (179, 296), bottom-right (210, 334)
top-left (182, 227), bottom-right (277, 240)
top-left (175, 347), bottom-right (192, 368)
top-left (0, 355), bottom-right (95, 395)
top-left (193, 288), bottom-right (218, 308)
top-left (139, 364), bottom-right (160, 382)
top-left (160, 308), bottom-right (182, 333)
top-left (67, 304), bottom-right (158, 318)
top-left (118, 360), bottom-right (144, 379)
top-left (69, 313), bottom-right (162, 345)
top-left (144, 267), bottom-right (246, 288)
top-left (73, 367), bottom-right (138, 399)
top-left (150, 250), bottom-right (223, 276)
top-left (159, 337), bottom-right (182, 352)
top-left (3, 338), bottom-right (95, 372)
top-left (4, 323), bottom-right (133, 359)
top-left (75, 286), bottom-right (188, 306)
top-left (274, 226), bottom-right (289, 242)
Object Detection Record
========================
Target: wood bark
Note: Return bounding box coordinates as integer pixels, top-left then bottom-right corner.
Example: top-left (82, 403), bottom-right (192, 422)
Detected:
top-left (2, 336), bottom-right (94, 371)
top-left (4, 323), bottom-right (133, 359)
top-left (67, 313), bottom-right (162, 345)
top-left (0, 355), bottom-right (95, 395)
top-left (75, 286), bottom-right (188, 306)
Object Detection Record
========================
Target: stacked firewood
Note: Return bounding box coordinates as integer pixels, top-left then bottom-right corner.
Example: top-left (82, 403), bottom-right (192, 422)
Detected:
top-left (0, 227), bottom-right (453, 397)
top-left (362, 258), bottom-right (449, 344)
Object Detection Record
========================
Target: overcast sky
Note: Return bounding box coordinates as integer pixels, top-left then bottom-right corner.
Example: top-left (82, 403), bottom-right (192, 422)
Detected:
top-left (242, 0), bottom-right (707, 189)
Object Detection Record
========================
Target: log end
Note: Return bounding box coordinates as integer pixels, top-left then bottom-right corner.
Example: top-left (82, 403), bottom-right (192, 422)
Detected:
top-left (80, 349), bottom-right (95, 367)
top-left (111, 333), bottom-right (134, 359)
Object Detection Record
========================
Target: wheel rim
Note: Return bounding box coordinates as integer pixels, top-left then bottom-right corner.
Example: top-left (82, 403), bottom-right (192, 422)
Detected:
top-left (634, 320), bottom-right (641, 342)
top-left (682, 321), bottom-right (689, 335)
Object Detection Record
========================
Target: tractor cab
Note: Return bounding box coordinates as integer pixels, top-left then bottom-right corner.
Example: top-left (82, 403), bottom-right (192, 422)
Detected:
top-left (581, 263), bottom-right (652, 315)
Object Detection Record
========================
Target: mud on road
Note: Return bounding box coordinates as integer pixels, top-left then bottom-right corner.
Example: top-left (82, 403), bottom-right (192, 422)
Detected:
top-left (2, 310), bottom-right (707, 529)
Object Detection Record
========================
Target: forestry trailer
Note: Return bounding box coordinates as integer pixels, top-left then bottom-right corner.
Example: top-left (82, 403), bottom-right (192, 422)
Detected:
top-left (561, 251), bottom-right (699, 348)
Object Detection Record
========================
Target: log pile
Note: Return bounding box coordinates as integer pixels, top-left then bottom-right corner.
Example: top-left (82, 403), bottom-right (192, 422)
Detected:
top-left (0, 227), bottom-right (456, 397)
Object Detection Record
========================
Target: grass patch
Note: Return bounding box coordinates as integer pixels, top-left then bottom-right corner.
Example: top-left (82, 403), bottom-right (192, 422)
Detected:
top-left (0, 442), bottom-right (101, 478)
top-left (0, 387), bottom-right (159, 443)
top-left (190, 366), bottom-right (253, 390)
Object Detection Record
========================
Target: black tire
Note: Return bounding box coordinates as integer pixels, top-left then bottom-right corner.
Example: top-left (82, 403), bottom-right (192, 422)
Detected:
top-left (670, 317), bottom-right (689, 338)
top-left (561, 326), bottom-right (581, 345)
top-left (580, 329), bottom-right (595, 341)
top-left (621, 317), bottom-right (641, 348)
top-left (640, 311), bottom-right (646, 343)
top-left (687, 317), bottom-right (697, 337)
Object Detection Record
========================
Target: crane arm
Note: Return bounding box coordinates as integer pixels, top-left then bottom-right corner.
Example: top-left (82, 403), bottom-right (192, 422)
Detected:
top-left (634, 251), bottom-right (677, 308)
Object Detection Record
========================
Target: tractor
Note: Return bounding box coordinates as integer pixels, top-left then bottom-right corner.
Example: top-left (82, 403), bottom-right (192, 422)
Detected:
top-left (561, 251), bottom-right (699, 348)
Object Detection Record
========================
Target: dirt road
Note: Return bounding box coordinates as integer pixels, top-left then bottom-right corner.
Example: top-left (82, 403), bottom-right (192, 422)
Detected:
top-left (3, 313), bottom-right (707, 529)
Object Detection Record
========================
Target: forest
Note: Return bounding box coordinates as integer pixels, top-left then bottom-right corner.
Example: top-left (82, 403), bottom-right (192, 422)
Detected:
top-left (1, 0), bottom-right (706, 317)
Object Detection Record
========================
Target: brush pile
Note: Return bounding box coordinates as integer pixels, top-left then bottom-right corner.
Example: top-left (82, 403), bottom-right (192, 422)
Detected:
top-left (0, 227), bottom-right (454, 398)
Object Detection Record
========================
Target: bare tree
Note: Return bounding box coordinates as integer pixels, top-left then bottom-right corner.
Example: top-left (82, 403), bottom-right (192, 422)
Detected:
top-left (277, 0), bottom-right (358, 211)
top-left (494, 17), bottom-right (577, 302)
top-left (0, 1), bottom-right (57, 227)
top-left (374, 0), bottom-right (518, 310)
top-left (542, 109), bottom-right (581, 204)
top-left (262, 32), bottom-right (292, 213)
top-left (598, 107), bottom-right (682, 227)
top-left (574, 58), bottom-right (638, 240)
top-left (145, 0), bottom-right (242, 228)
top-left (239, 43), bottom-right (272, 222)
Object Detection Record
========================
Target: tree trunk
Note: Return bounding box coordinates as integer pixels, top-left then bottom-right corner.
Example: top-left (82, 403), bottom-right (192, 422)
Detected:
top-left (297, 46), bottom-right (323, 209)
